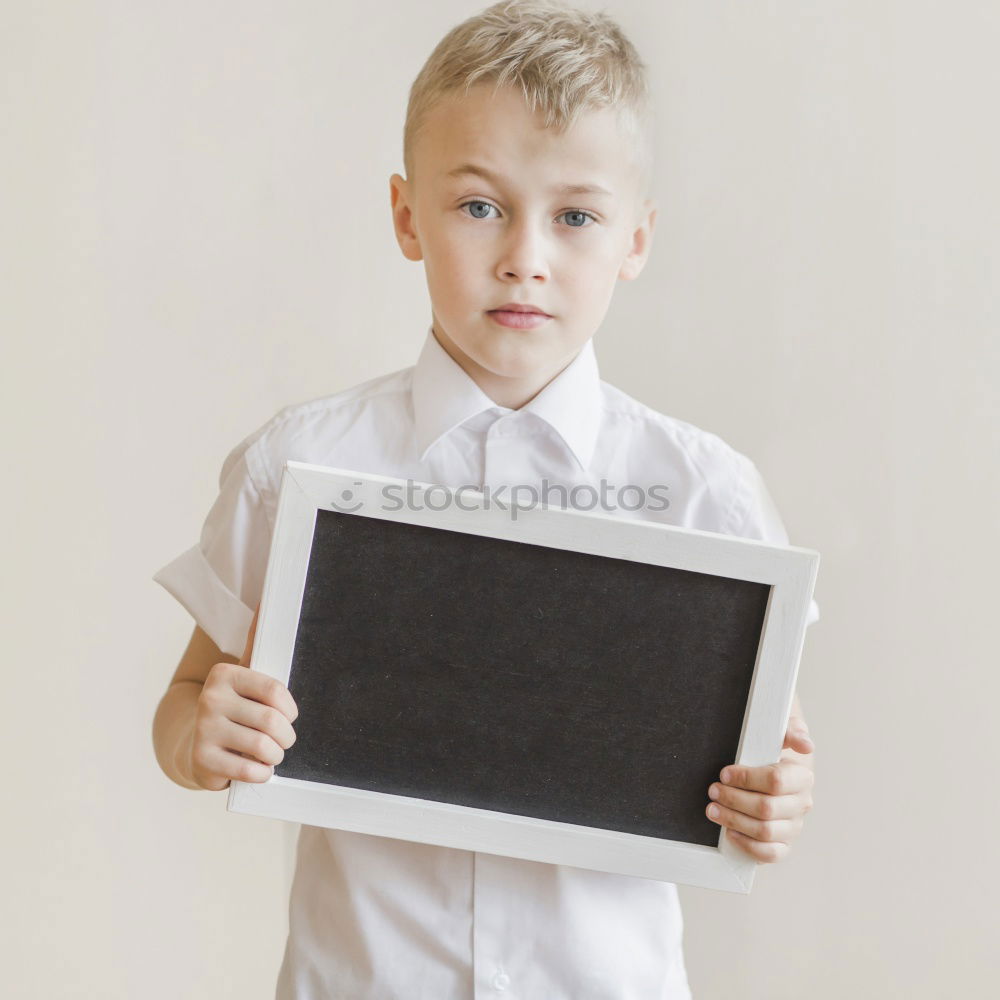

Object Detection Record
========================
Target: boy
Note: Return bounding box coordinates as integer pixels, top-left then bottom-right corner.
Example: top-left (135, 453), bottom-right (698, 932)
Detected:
top-left (152, 2), bottom-right (818, 997)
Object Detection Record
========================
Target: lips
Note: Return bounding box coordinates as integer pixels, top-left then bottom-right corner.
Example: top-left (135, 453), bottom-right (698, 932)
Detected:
top-left (487, 307), bottom-right (552, 329)
top-left (489, 302), bottom-right (551, 316)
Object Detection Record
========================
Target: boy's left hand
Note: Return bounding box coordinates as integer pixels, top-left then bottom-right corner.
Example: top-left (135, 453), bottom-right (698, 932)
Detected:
top-left (705, 708), bottom-right (815, 863)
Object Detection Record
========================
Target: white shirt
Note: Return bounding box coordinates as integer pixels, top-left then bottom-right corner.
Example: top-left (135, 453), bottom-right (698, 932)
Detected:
top-left (153, 325), bottom-right (819, 1000)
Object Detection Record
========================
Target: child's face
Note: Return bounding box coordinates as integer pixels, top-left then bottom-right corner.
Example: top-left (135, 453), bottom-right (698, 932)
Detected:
top-left (390, 83), bottom-right (656, 397)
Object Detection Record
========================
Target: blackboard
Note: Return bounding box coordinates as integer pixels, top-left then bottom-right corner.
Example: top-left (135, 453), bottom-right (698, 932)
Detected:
top-left (278, 508), bottom-right (769, 848)
top-left (228, 461), bottom-right (819, 893)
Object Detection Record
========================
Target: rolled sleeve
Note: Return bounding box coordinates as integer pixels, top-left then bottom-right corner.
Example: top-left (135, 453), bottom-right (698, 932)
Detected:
top-left (152, 444), bottom-right (272, 658)
top-left (726, 452), bottom-right (820, 628)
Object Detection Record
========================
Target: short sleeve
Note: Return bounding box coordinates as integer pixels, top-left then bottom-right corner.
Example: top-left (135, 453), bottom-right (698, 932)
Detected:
top-left (152, 441), bottom-right (273, 658)
top-left (725, 453), bottom-right (820, 628)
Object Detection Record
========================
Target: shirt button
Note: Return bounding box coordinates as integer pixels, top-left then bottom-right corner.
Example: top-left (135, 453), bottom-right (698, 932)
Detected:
top-left (492, 971), bottom-right (511, 991)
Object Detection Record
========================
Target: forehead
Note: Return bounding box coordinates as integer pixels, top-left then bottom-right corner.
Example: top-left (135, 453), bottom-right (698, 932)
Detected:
top-left (415, 83), bottom-right (635, 191)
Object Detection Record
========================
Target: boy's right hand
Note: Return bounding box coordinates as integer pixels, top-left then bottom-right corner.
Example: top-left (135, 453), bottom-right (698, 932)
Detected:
top-left (188, 604), bottom-right (299, 791)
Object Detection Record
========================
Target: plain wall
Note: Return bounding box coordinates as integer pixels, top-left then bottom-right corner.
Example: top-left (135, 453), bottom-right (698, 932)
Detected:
top-left (3, 2), bottom-right (997, 996)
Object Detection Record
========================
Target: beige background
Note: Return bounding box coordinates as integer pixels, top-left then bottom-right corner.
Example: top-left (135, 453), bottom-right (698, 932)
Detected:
top-left (3, 1), bottom-right (997, 997)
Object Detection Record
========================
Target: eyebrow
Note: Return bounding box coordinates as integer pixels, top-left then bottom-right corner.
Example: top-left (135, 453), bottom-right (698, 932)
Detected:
top-left (444, 163), bottom-right (614, 197)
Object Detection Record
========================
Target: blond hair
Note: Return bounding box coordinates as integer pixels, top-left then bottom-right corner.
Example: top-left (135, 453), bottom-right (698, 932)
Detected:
top-left (403, 0), bottom-right (654, 198)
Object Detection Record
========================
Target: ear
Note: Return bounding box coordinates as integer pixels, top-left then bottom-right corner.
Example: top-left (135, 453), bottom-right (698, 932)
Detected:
top-left (618, 198), bottom-right (657, 282)
top-left (390, 173), bottom-right (423, 262)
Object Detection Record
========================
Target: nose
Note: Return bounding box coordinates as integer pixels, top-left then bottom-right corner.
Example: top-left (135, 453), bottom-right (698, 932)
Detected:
top-left (495, 219), bottom-right (550, 283)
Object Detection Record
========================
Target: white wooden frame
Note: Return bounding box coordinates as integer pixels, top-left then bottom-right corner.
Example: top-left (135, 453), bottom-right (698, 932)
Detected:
top-left (228, 460), bottom-right (819, 894)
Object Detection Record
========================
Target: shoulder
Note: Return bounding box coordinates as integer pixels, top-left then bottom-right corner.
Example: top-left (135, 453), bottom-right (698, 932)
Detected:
top-left (597, 379), bottom-right (757, 535)
top-left (218, 363), bottom-right (414, 494)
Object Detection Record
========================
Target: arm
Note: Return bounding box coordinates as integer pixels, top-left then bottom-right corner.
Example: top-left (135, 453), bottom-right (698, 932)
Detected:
top-left (152, 625), bottom-right (240, 790)
top-left (151, 606), bottom-right (299, 791)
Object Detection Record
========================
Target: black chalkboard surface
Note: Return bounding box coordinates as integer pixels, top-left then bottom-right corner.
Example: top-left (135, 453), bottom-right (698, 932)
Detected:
top-left (278, 508), bottom-right (769, 849)
top-left (228, 461), bottom-right (819, 893)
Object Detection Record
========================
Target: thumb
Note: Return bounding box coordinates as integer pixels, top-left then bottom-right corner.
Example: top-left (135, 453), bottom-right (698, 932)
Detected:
top-left (783, 719), bottom-right (814, 754)
top-left (239, 603), bottom-right (261, 668)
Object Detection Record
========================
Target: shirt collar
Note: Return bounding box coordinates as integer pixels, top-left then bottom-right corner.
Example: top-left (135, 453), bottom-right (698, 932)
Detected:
top-left (411, 324), bottom-right (603, 472)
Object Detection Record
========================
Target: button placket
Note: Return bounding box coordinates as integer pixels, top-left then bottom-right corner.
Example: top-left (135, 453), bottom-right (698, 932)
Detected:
top-left (473, 853), bottom-right (524, 999)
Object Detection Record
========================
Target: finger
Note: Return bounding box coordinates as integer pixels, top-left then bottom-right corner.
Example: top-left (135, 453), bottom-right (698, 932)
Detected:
top-left (783, 728), bottom-right (815, 754)
top-left (239, 603), bottom-right (261, 668)
top-left (706, 798), bottom-right (802, 844)
top-left (227, 694), bottom-right (298, 751)
top-left (783, 711), bottom-right (815, 751)
top-left (725, 828), bottom-right (791, 864)
top-left (229, 662), bottom-right (299, 724)
top-left (708, 782), bottom-right (808, 822)
top-left (219, 718), bottom-right (287, 768)
top-left (194, 741), bottom-right (275, 785)
top-left (720, 760), bottom-right (811, 796)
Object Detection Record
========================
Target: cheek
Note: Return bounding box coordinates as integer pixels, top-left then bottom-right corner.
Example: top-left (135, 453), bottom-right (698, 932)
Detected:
top-left (430, 222), bottom-right (477, 266)
top-left (567, 245), bottom-right (621, 292)
top-left (567, 228), bottom-right (628, 267)
top-left (423, 231), bottom-right (464, 280)
top-left (598, 236), bottom-right (633, 284)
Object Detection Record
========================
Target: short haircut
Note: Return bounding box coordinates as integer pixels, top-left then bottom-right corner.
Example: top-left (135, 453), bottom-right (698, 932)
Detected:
top-left (403, 0), bottom-right (655, 202)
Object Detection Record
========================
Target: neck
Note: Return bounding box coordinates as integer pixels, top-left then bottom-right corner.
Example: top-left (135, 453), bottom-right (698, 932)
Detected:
top-left (431, 322), bottom-right (579, 410)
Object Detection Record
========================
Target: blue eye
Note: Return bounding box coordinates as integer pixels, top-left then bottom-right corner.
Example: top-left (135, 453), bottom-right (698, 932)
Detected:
top-left (559, 210), bottom-right (595, 228)
top-left (462, 201), bottom-right (498, 220)
top-left (459, 201), bottom-right (597, 227)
